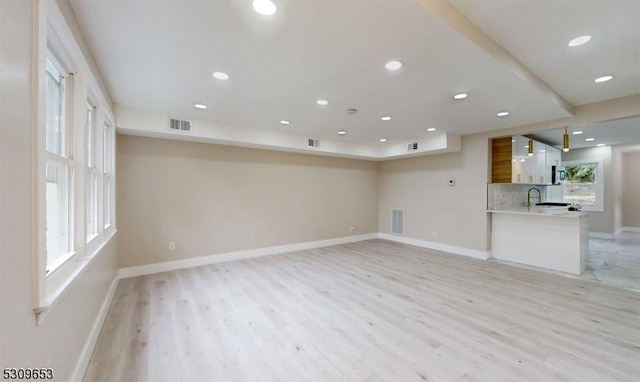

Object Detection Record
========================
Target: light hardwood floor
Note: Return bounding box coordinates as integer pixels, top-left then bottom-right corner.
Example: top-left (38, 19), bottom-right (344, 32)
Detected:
top-left (84, 239), bottom-right (640, 381)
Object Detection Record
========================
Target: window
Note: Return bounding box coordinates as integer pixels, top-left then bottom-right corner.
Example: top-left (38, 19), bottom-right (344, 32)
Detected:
top-left (103, 119), bottom-right (114, 228)
top-left (45, 56), bottom-right (74, 273)
top-left (86, 101), bottom-right (98, 241)
top-left (36, 1), bottom-right (117, 318)
top-left (563, 160), bottom-right (604, 212)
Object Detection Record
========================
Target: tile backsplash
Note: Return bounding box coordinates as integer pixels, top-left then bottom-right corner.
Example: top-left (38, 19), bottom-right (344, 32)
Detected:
top-left (487, 183), bottom-right (547, 210)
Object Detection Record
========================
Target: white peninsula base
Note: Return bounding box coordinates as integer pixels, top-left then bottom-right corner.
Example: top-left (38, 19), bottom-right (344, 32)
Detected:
top-left (490, 210), bottom-right (589, 274)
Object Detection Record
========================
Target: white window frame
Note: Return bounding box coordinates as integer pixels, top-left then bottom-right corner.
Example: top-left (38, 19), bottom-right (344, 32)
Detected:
top-left (44, 52), bottom-right (76, 276)
top-left (85, 99), bottom-right (98, 243)
top-left (103, 118), bottom-right (115, 230)
top-left (562, 159), bottom-right (604, 212)
top-left (34, 1), bottom-right (117, 320)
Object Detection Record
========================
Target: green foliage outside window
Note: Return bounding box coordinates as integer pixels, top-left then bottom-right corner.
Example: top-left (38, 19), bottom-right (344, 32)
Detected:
top-left (565, 164), bottom-right (595, 183)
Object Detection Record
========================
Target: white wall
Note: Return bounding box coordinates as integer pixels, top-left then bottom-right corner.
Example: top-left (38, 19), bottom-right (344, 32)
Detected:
top-left (622, 151), bottom-right (640, 228)
top-left (561, 144), bottom-right (640, 236)
top-left (377, 97), bottom-right (640, 254)
top-left (612, 146), bottom-right (624, 235)
top-left (561, 146), bottom-right (614, 235)
top-left (378, 134), bottom-right (491, 253)
top-left (117, 135), bottom-right (379, 268)
top-left (0, 2), bottom-right (118, 380)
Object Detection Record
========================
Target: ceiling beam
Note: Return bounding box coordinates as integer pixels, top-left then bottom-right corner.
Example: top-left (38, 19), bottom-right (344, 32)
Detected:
top-left (417, 0), bottom-right (575, 116)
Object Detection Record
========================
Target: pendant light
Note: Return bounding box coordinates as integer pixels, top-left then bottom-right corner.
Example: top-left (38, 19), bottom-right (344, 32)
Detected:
top-left (528, 138), bottom-right (534, 156)
top-left (563, 128), bottom-right (570, 152)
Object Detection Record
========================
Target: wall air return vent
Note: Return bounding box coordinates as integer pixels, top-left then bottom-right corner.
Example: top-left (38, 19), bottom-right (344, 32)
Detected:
top-left (407, 142), bottom-right (419, 152)
top-left (391, 209), bottom-right (404, 236)
top-left (169, 117), bottom-right (192, 132)
top-left (308, 139), bottom-right (320, 148)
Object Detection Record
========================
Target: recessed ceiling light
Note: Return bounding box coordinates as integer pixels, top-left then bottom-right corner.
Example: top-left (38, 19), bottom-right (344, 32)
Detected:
top-left (520, 158), bottom-right (526, 162)
top-left (453, 93), bottom-right (468, 100)
top-left (381, 116), bottom-right (391, 121)
top-left (427, 128), bottom-right (437, 132)
top-left (385, 61), bottom-right (402, 71)
top-left (316, 99), bottom-right (328, 106)
top-left (496, 111), bottom-right (510, 117)
top-left (585, 137), bottom-right (595, 141)
top-left (212, 71), bottom-right (230, 80)
top-left (252, 0), bottom-right (276, 15)
top-left (568, 35), bottom-right (592, 47)
top-left (596, 143), bottom-right (605, 147)
top-left (572, 131), bottom-right (583, 135)
top-left (337, 130), bottom-right (347, 135)
top-left (280, 120), bottom-right (290, 125)
top-left (194, 103), bottom-right (207, 109)
top-left (595, 75), bottom-right (613, 83)
top-left (379, 138), bottom-right (388, 142)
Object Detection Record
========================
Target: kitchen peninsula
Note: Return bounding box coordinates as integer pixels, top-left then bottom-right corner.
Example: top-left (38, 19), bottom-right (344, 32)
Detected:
top-left (488, 136), bottom-right (589, 275)
top-left (489, 207), bottom-right (589, 274)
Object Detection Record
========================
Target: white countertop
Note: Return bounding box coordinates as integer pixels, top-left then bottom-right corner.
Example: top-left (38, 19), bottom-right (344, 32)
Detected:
top-left (488, 207), bottom-right (589, 218)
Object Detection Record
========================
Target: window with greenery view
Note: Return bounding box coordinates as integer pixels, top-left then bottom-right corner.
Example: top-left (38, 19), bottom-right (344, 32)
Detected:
top-left (563, 162), bottom-right (602, 210)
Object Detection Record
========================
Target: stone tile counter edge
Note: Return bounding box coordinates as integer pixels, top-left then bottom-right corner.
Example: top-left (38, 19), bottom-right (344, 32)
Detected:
top-left (488, 208), bottom-right (590, 218)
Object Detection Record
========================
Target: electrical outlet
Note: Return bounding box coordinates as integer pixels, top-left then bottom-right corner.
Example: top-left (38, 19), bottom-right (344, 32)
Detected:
top-left (448, 179), bottom-right (455, 187)
top-left (350, 226), bottom-right (356, 232)
top-left (168, 242), bottom-right (176, 251)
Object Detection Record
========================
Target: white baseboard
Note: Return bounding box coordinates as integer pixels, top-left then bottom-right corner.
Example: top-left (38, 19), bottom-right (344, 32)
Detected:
top-left (71, 276), bottom-right (120, 382)
top-left (591, 227), bottom-right (640, 239)
top-left (118, 232), bottom-right (493, 279)
top-left (589, 232), bottom-right (615, 240)
top-left (79, 231), bottom-right (486, 379)
top-left (614, 227), bottom-right (624, 238)
top-left (377, 233), bottom-right (491, 260)
top-left (118, 233), bottom-right (379, 279)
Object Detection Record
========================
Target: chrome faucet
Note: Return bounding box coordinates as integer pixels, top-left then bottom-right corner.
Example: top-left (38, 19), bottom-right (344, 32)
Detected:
top-left (526, 187), bottom-right (542, 207)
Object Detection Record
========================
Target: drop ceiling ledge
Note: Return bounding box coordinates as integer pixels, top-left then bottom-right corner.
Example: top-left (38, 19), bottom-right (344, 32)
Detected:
top-left (115, 105), bottom-right (462, 161)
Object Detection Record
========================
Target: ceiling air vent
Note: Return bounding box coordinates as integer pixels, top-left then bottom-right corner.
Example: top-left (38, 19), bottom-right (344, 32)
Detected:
top-left (392, 209), bottom-right (404, 236)
top-left (308, 139), bottom-right (320, 148)
top-left (169, 117), bottom-right (192, 132)
top-left (407, 142), bottom-right (419, 152)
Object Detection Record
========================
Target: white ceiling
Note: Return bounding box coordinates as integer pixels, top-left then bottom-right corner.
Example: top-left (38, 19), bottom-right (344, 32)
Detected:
top-left (68, 0), bottom-right (640, 149)
top-left (449, 0), bottom-right (640, 106)
top-left (530, 116), bottom-right (640, 150)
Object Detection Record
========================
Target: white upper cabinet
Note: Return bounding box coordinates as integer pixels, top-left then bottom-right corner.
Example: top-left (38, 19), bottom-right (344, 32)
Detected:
top-left (511, 136), bottom-right (561, 185)
top-left (546, 145), bottom-right (562, 184)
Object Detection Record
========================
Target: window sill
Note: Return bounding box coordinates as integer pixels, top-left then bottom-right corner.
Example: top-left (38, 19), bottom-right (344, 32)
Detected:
top-left (86, 233), bottom-right (99, 245)
top-left (35, 228), bottom-right (117, 324)
top-left (45, 250), bottom-right (77, 276)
